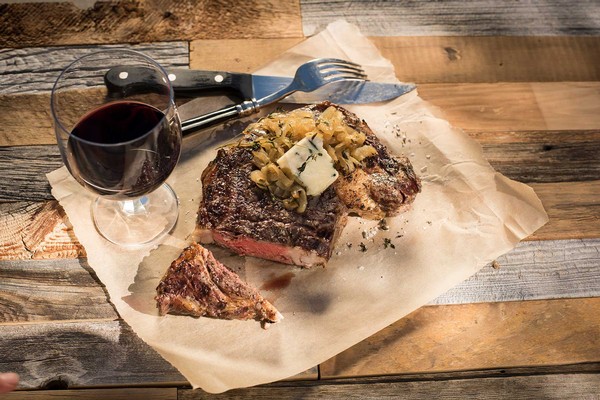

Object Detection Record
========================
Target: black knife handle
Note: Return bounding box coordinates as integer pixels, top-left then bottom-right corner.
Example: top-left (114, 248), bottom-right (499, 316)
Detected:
top-left (104, 66), bottom-right (253, 99)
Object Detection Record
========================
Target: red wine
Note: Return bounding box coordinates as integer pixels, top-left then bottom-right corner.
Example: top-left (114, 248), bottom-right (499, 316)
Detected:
top-left (67, 101), bottom-right (181, 198)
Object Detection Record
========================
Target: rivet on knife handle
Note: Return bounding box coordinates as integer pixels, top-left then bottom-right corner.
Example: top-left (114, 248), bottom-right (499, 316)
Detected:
top-left (105, 66), bottom-right (252, 99)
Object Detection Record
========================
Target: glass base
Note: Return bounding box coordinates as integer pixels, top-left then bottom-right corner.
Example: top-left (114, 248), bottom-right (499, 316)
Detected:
top-left (92, 183), bottom-right (179, 247)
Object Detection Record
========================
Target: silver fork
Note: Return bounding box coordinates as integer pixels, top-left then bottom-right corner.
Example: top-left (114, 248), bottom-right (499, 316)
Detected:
top-left (181, 58), bottom-right (367, 134)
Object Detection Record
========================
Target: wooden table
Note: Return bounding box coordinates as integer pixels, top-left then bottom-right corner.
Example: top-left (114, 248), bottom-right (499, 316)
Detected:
top-left (1, 1), bottom-right (599, 398)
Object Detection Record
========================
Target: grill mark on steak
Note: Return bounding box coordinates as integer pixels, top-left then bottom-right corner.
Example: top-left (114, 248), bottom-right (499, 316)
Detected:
top-left (155, 243), bottom-right (281, 324)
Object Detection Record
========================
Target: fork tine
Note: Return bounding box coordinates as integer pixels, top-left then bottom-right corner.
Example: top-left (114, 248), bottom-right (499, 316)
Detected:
top-left (320, 69), bottom-right (368, 80)
top-left (324, 76), bottom-right (367, 85)
top-left (319, 63), bottom-right (366, 76)
top-left (315, 58), bottom-right (363, 69)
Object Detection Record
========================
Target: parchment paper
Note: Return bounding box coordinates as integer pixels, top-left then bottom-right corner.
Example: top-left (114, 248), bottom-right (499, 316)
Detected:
top-left (47, 20), bottom-right (548, 393)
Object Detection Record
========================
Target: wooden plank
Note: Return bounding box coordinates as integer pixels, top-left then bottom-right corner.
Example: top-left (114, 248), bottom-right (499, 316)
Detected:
top-left (4, 127), bottom-right (599, 192)
top-left (0, 320), bottom-right (186, 389)
top-left (472, 129), bottom-right (600, 183)
top-left (371, 36), bottom-right (600, 83)
top-left (189, 36), bottom-right (600, 83)
top-left (531, 82), bottom-right (600, 131)
top-left (0, 1), bottom-right (302, 48)
top-left (529, 181), bottom-right (600, 241)
top-left (3, 388), bottom-right (177, 400)
top-left (418, 82), bottom-right (600, 132)
top-left (0, 258), bottom-right (113, 322)
top-left (0, 43), bottom-right (189, 96)
top-left (301, 0), bottom-right (600, 36)
top-left (179, 372), bottom-right (600, 399)
top-left (6, 37), bottom-right (599, 94)
top-left (4, 82), bottom-right (600, 147)
top-left (190, 38), bottom-right (305, 72)
top-left (319, 298), bottom-right (600, 379)
top-left (432, 238), bottom-right (600, 305)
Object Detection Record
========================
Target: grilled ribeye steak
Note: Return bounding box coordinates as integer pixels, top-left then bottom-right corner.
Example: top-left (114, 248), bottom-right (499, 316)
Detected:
top-left (197, 145), bottom-right (348, 268)
top-left (155, 243), bottom-right (281, 324)
top-left (197, 102), bottom-right (420, 267)
top-left (307, 103), bottom-right (421, 219)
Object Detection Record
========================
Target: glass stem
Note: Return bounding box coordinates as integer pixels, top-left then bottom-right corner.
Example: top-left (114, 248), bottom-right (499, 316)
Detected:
top-left (120, 196), bottom-right (149, 215)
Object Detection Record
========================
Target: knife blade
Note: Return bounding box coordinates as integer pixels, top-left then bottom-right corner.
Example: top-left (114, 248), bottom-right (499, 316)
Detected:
top-left (105, 66), bottom-right (416, 105)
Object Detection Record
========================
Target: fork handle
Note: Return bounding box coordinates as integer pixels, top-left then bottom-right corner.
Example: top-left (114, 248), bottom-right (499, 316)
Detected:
top-left (181, 99), bottom-right (259, 134)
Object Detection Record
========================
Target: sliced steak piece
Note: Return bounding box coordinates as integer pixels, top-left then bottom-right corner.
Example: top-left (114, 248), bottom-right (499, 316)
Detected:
top-left (308, 102), bottom-right (422, 219)
top-left (197, 145), bottom-right (348, 268)
top-left (155, 243), bottom-right (282, 324)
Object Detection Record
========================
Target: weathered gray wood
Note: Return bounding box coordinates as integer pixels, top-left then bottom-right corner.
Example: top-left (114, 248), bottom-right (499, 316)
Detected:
top-left (476, 130), bottom-right (600, 183)
top-left (0, 43), bottom-right (189, 95)
top-left (0, 146), bottom-right (62, 202)
top-left (179, 370), bottom-right (600, 400)
top-left (431, 238), bottom-right (600, 305)
top-left (301, 0), bottom-right (600, 36)
top-left (0, 259), bottom-right (115, 322)
top-left (0, 320), bottom-right (186, 389)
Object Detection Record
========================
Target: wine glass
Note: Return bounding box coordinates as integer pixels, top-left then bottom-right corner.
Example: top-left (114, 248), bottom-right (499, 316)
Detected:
top-left (50, 49), bottom-right (182, 247)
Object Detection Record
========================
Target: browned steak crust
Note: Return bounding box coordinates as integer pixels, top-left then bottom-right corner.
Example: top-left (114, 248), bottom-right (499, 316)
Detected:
top-left (308, 102), bottom-right (421, 219)
top-left (155, 243), bottom-right (281, 323)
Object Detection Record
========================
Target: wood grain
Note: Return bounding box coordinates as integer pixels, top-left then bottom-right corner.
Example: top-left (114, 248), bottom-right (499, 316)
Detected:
top-left (0, 201), bottom-right (83, 260)
top-left (432, 238), bottom-right (600, 305)
top-left (301, 0), bottom-right (600, 36)
top-left (319, 298), bottom-right (600, 379)
top-left (179, 373), bottom-right (600, 399)
top-left (0, 1), bottom-right (302, 48)
top-left (473, 130), bottom-right (600, 183)
top-left (529, 180), bottom-right (600, 241)
top-left (0, 43), bottom-right (189, 96)
top-left (418, 82), bottom-right (600, 132)
top-left (372, 36), bottom-right (600, 83)
top-left (4, 82), bottom-right (600, 147)
top-left (190, 38), bottom-right (305, 72)
top-left (0, 320), bottom-right (186, 389)
top-left (0, 258), bottom-right (113, 322)
top-left (0, 147), bottom-right (62, 201)
top-left (3, 388), bottom-right (177, 400)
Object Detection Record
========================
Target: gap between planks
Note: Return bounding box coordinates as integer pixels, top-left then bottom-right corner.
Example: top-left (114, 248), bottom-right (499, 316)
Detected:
top-left (2, 387), bottom-right (177, 400)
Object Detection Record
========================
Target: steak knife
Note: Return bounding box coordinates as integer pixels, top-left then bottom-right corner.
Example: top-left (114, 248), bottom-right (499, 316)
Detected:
top-left (105, 66), bottom-right (416, 105)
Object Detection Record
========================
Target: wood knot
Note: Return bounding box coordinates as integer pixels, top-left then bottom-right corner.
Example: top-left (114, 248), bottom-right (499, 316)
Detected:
top-left (42, 376), bottom-right (70, 390)
top-left (443, 47), bottom-right (461, 61)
